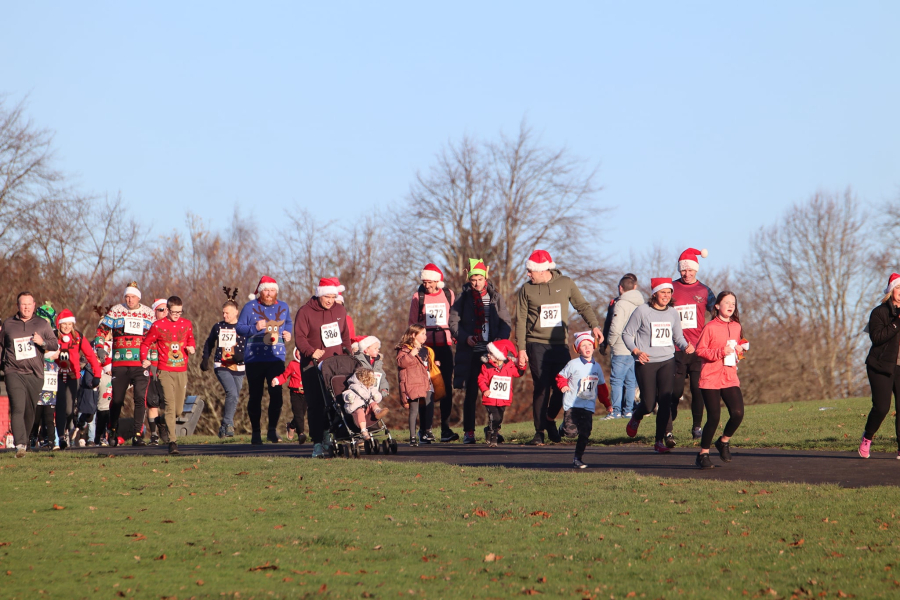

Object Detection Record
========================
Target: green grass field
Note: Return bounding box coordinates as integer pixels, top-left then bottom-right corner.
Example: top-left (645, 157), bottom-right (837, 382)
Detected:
top-left (2, 396), bottom-right (898, 599)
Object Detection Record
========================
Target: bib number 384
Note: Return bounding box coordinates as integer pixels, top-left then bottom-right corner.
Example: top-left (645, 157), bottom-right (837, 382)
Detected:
top-left (540, 303), bottom-right (563, 328)
top-left (650, 322), bottom-right (673, 347)
top-left (321, 322), bottom-right (342, 348)
top-left (488, 376), bottom-right (512, 401)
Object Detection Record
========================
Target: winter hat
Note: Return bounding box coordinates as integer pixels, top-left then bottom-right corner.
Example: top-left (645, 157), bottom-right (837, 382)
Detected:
top-left (573, 331), bottom-right (595, 351)
top-left (677, 248), bottom-right (708, 272)
top-left (420, 263), bottom-right (445, 289)
top-left (316, 277), bottom-right (345, 297)
top-left (151, 299), bottom-right (167, 312)
top-left (650, 277), bottom-right (674, 295)
top-left (249, 276), bottom-right (278, 300)
top-left (56, 309), bottom-right (76, 327)
top-left (526, 249), bottom-right (555, 272)
top-left (486, 339), bottom-right (517, 362)
top-left (124, 281), bottom-right (142, 300)
top-left (467, 258), bottom-right (488, 279)
top-left (350, 335), bottom-right (365, 353)
top-left (37, 301), bottom-right (57, 325)
top-left (357, 336), bottom-right (380, 353)
top-left (884, 273), bottom-right (900, 294)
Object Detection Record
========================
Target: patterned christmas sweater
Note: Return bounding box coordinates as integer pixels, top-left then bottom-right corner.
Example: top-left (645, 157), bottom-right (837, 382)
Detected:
top-left (97, 303), bottom-right (155, 367)
top-left (140, 318), bottom-right (196, 373)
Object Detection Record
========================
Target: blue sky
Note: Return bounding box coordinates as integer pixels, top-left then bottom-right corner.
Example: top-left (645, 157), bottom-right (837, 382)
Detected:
top-left (3, 1), bottom-right (898, 271)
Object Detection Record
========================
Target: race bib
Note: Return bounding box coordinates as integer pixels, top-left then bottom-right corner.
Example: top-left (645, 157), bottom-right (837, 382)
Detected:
top-left (375, 373), bottom-right (383, 388)
top-left (321, 322), bottom-right (342, 348)
top-left (577, 375), bottom-right (599, 399)
top-left (43, 370), bottom-right (58, 392)
top-left (650, 322), bottom-right (673, 347)
top-left (675, 305), bottom-right (697, 330)
top-left (424, 303), bottom-right (447, 327)
top-left (218, 328), bottom-right (237, 349)
top-left (488, 376), bottom-right (512, 401)
top-left (724, 340), bottom-right (737, 367)
top-left (123, 317), bottom-right (144, 335)
top-left (540, 303), bottom-right (563, 328)
top-left (13, 337), bottom-right (36, 360)
top-left (481, 322), bottom-right (489, 341)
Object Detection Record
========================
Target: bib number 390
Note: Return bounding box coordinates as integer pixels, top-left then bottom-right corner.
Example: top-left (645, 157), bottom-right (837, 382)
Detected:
top-left (650, 322), bottom-right (673, 347)
top-left (321, 322), bottom-right (342, 348)
top-left (488, 376), bottom-right (511, 401)
top-left (540, 303), bottom-right (563, 328)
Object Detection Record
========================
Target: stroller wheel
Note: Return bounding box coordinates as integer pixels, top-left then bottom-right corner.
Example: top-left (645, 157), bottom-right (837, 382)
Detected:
top-left (351, 442), bottom-right (361, 459)
top-left (372, 439), bottom-right (380, 454)
top-left (342, 443), bottom-right (353, 459)
top-left (389, 441), bottom-right (398, 455)
top-left (381, 440), bottom-right (389, 455)
top-left (336, 444), bottom-right (344, 457)
top-left (364, 439), bottom-right (373, 455)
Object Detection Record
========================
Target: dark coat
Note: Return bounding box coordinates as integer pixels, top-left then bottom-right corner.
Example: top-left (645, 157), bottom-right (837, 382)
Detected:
top-left (865, 301), bottom-right (900, 375)
top-left (448, 281), bottom-right (512, 387)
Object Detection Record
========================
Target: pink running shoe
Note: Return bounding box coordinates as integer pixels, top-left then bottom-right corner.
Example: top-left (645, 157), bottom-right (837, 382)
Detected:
top-left (858, 435), bottom-right (871, 459)
top-left (626, 418), bottom-right (640, 438)
top-left (653, 440), bottom-right (671, 453)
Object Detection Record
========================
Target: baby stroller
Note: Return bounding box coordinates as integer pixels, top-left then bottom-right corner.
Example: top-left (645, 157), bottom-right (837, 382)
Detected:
top-left (317, 354), bottom-right (398, 458)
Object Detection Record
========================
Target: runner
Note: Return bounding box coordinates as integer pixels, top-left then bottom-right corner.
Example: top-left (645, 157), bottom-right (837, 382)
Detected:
top-left (1, 292), bottom-right (59, 458)
top-left (140, 296), bottom-right (196, 455)
top-left (606, 274), bottom-right (642, 420)
top-left (622, 277), bottom-right (695, 453)
top-left (274, 348), bottom-right (306, 444)
top-left (670, 248), bottom-right (715, 439)
top-left (408, 263), bottom-right (456, 442)
top-left (201, 295), bottom-right (247, 438)
top-left (477, 339), bottom-right (525, 448)
top-left (556, 331), bottom-right (606, 468)
top-left (236, 276), bottom-right (293, 444)
top-left (859, 273), bottom-right (900, 459)
top-left (515, 249), bottom-right (603, 445)
top-left (97, 281), bottom-right (154, 446)
top-left (294, 277), bottom-right (352, 458)
top-left (694, 291), bottom-right (747, 468)
top-left (449, 258), bottom-right (512, 444)
top-left (145, 299), bottom-right (167, 445)
top-left (53, 309), bottom-right (102, 449)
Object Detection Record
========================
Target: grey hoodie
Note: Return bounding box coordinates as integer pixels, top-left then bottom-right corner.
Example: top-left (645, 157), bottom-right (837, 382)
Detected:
top-left (607, 289), bottom-right (645, 356)
top-left (622, 303), bottom-right (688, 363)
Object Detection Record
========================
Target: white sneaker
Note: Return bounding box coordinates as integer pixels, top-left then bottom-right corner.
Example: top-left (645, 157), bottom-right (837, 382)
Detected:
top-left (602, 413), bottom-right (616, 421)
top-left (15, 445), bottom-right (26, 458)
top-left (624, 412), bottom-right (633, 418)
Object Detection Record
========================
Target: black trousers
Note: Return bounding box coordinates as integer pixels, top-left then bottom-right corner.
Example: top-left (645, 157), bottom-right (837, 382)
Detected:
top-left (670, 350), bottom-right (704, 431)
top-left (6, 372), bottom-right (43, 447)
top-left (864, 365), bottom-right (900, 446)
top-left (562, 407), bottom-right (593, 459)
top-left (700, 386), bottom-right (745, 449)
top-left (56, 377), bottom-right (79, 439)
top-left (300, 364), bottom-right (326, 444)
top-left (462, 351), bottom-right (486, 432)
top-left (485, 405), bottom-right (506, 431)
top-left (245, 361), bottom-right (285, 432)
top-left (95, 410), bottom-right (110, 444)
top-left (110, 365), bottom-right (149, 436)
top-left (526, 342), bottom-right (570, 432)
top-left (31, 405), bottom-right (56, 442)
top-left (429, 343), bottom-right (454, 430)
top-left (633, 358), bottom-right (676, 442)
top-left (290, 390), bottom-right (307, 434)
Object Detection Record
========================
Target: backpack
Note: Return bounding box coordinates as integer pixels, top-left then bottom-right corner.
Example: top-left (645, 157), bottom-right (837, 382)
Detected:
top-left (417, 285), bottom-right (453, 324)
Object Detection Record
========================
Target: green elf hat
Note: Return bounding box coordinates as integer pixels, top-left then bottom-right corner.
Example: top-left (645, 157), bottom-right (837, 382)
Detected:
top-left (37, 301), bottom-right (57, 326)
top-left (467, 258), bottom-right (488, 278)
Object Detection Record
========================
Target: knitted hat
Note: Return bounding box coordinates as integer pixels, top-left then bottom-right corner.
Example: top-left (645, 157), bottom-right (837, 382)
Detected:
top-left (151, 298), bottom-right (167, 311)
top-left (467, 258), bottom-right (488, 278)
top-left (526, 249), bottom-right (555, 272)
top-left (36, 301), bottom-right (57, 325)
top-left (56, 309), bottom-right (76, 327)
top-left (316, 277), bottom-right (345, 297)
top-left (677, 248), bottom-right (708, 272)
top-left (486, 339), bottom-right (517, 362)
top-left (573, 331), bottom-right (594, 351)
top-left (357, 336), bottom-right (380, 353)
top-left (124, 281), bottom-right (141, 300)
top-left (420, 263), bottom-right (445, 289)
top-left (885, 273), bottom-right (900, 294)
top-left (249, 276), bottom-right (278, 300)
top-left (650, 277), bottom-right (674, 295)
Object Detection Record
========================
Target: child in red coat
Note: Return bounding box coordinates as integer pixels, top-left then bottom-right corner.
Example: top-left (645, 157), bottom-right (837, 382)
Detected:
top-left (477, 339), bottom-right (525, 447)
top-left (274, 348), bottom-right (307, 444)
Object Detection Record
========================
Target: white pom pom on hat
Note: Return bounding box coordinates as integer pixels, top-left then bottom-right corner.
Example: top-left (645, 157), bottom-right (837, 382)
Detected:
top-left (249, 275), bottom-right (279, 300)
top-left (316, 277), bottom-right (346, 297)
top-left (420, 263), bottom-right (445, 289)
top-left (677, 248), bottom-right (708, 272)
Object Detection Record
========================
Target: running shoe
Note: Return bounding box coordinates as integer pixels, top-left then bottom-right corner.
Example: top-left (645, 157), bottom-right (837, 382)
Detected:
top-left (526, 432), bottom-right (545, 446)
top-left (267, 429), bottom-right (282, 443)
top-left (168, 442), bottom-right (179, 455)
top-left (132, 436), bottom-right (146, 447)
top-left (440, 429), bottom-right (460, 443)
top-left (251, 430), bottom-right (263, 445)
top-left (496, 432), bottom-right (505, 444)
top-left (858, 435), bottom-right (871, 459)
top-left (623, 412), bottom-right (633, 418)
top-left (573, 457), bottom-right (588, 469)
top-left (625, 418), bottom-right (640, 438)
top-left (715, 437), bottom-right (732, 462)
top-left (664, 433), bottom-right (676, 449)
top-left (696, 452), bottom-right (713, 469)
top-left (311, 443), bottom-right (326, 458)
top-left (149, 434), bottom-right (159, 447)
top-left (225, 425), bottom-right (235, 438)
top-left (296, 433), bottom-right (307, 444)
top-left (218, 424), bottom-right (227, 439)
top-left (15, 444), bottom-right (27, 458)
top-left (409, 436), bottom-right (419, 448)
top-left (285, 421), bottom-right (296, 440)
top-left (417, 432), bottom-right (431, 444)
top-left (53, 442), bottom-right (61, 451)
top-left (421, 430), bottom-right (436, 443)
top-left (99, 438), bottom-right (109, 447)
top-left (487, 432), bottom-right (497, 448)
top-left (691, 427), bottom-right (702, 439)
top-left (653, 440), bottom-right (671, 453)
top-left (462, 431), bottom-right (476, 445)
top-left (602, 413), bottom-right (616, 421)
top-left (546, 423), bottom-right (562, 443)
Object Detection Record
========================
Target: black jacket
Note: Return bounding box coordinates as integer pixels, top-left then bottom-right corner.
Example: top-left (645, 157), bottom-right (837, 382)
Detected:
top-left (865, 301), bottom-right (900, 375)
top-left (449, 281), bottom-right (512, 387)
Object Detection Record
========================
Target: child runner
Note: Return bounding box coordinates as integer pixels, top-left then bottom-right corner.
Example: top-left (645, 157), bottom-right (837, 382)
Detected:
top-left (274, 348), bottom-right (307, 444)
top-left (556, 331), bottom-right (607, 467)
top-left (92, 333), bottom-right (113, 446)
top-left (623, 278), bottom-right (695, 453)
top-left (694, 291), bottom-right (747, 469)
top-left (477, 339), bottom-right (525, 447)
top-left (859, 273), bottom-right (900, 459)
top-left (396, 324), bottom-right (434, 447)
top-left (342, 367), bottom-right (389, 440)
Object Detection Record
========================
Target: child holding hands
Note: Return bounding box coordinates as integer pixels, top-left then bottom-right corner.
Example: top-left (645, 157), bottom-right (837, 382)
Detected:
top-left (477, 339), bottom-right (525, 447)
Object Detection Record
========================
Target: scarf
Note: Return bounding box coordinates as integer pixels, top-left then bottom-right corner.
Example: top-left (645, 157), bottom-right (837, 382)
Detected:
top-left (472, 286), bottom-right (488, 333)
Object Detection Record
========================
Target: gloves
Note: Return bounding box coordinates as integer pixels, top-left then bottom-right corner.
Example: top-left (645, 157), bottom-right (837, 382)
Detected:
top-left (200, 358), bottom-right (210, 372)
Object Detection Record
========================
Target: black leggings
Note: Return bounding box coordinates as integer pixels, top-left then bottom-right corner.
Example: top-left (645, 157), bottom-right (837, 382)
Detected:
top-left (485, 405), bottom-right (506, 431)
top-left (245, 361), bottom-right (285, 432)
top-left (289, 390), bottom-right (307, 434)
top-left (31, 405), bottom-right (56, 442)
top-left (864, 365), bottom-right (900, 446)
top-left (700, 387), bottom-right (745, 449)
top-left (95, 410), bottom-right (110, 444)
top-left (633, 358), bottom-right (676, 442)
top-left (56, 377), bottom-right (79, 440)
top-left (670, 351), bottom-right (704, 431)
top-left (408, 396), bottom-right (434, 437)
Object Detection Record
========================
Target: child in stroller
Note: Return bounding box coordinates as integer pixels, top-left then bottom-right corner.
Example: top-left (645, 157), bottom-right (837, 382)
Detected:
top-left (342, 368), bottom-right (389, 440)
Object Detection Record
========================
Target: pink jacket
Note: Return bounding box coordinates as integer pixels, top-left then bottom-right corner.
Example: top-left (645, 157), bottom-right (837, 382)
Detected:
top-left (695, 317), bottom-right (743, 389)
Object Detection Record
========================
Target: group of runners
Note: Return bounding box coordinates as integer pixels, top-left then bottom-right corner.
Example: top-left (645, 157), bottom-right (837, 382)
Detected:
top-left (2, 248), bottom-right (899, 466)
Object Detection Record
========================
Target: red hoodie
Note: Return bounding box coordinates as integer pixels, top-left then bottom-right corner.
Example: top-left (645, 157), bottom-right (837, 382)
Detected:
top-left (293, 297), bottom-right (352, 367)
top-left (477, 359), bottom-right (526, 407)
top-left (695, 317), bottom-right (743, 389)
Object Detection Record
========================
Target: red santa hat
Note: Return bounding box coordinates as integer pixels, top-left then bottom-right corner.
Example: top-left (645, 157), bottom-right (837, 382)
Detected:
top-left (55, 309), bottom-right (76, 327)
top-left (526, 249), bottom-right (556, 272)
top-left (650, 277), bottom-right (674, 295)
top-left (151, 298), bottom-right (168, 311)
top-left (573, 331), bottom-right (594, 351)
top-left (885, 273), bottom-right (900, 294)
top-left (486, 339), bottom-right (517, 362)
top-left (249, 275), bottom-right (279, 300)
top-left (316, 277), bottom-right (345, 297)
top-left (357, 336), bottom-right (380, 353)
top-left (677, 247), bottom-right (708, 272)
top-left (420, 263), bottom-right (445, 289)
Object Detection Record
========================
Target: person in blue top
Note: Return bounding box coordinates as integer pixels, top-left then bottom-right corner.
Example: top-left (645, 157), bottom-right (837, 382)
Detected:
top-left (556, 331), bottom-right (606, 468)
top-left (236, 275), bottom-right (293, 445)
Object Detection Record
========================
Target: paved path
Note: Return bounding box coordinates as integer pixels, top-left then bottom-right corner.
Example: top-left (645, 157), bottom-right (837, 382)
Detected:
top-left (68, 442), bottom-right (900, 488)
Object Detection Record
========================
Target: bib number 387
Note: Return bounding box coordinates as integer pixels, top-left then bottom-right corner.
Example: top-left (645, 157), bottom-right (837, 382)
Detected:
top-left (321, 322), bottom-right (342, 348)
top-left (540, 303), bottom-right (563, 328)
top-left (650, 322), bottom-right (673, 347)
top-left (488, 376), bottom-right (512, 401)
